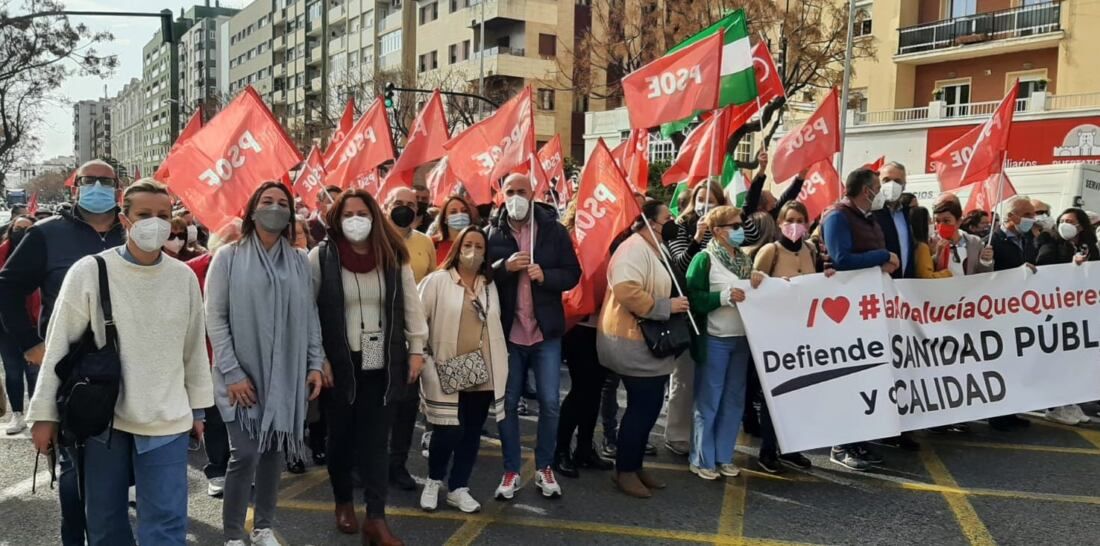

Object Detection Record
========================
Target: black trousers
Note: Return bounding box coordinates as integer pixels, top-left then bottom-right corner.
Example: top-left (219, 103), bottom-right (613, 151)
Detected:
top-left (325, 369), bottom-right (389, 517)
top-left (615, 374), bottom-right (669, 472)
top-left (428, 391), bottom-right (493, 489)
top-left (203, 406), bottom-right (230, 479)
top-left (557, 326), bottom-right (607, 457)
top-left (388, 386), bottom-right (420, 468)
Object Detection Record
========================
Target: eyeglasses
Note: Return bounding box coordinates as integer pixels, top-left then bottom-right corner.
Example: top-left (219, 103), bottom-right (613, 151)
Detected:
top-left (716, 223), bottom-right (743, 229)
top-left (76, 176), bottom-right (118, 187)
top-left (168, 233), bottom-right (186, 241)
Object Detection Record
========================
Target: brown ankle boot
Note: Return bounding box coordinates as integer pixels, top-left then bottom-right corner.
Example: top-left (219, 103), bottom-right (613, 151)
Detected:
top-left (613, 471), bottom-right (652, 498)
top-left (637, 468), bottom-right (667, 490)
top-left (361, 517), bottom-right (404, 546)
top-left (335, 502), bottom-right (359, 534)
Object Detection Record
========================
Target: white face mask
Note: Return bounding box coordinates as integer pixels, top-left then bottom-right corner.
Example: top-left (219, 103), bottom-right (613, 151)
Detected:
top-left (128, 217), bottom-right (171, 253)
top-left (505, 195), bottom-right (530, 221)
top-left (880, 181), bottom-right (904, 203)
top-left (163, 239), bottom-right (186, 253)
top-left (870, 187), bottom-right (887, 211)
top-left (695, 200), bottom-right (712, 215)
top-left (1036, 214), bottom-right (1055, 230)
top-left (1058, 222), bottom-right (1079, 241)
top-left (186, 224), bottom-right (199, 243)
top-left (342, 216), bottom-right (373, 243)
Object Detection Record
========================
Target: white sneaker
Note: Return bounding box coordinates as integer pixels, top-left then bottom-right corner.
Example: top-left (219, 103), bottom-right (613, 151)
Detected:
top-left (494, 471), bottom-right (521, 500)
top-left (446, 487), bottom-right (482, 513)
top-left (1045, 407), bottom-right (1079, 425)
top-left (421, 431), bottom-right (432, 459)
top-left (690, 464), bottom-right (721, 480)
top-left (420, 479), bottom-right (441, 511)
top-left (1068, 404), bottom-right (1091, 424)
top-left (719, 464), bottom-right (741, 478)
top-left (224, 541), bottom-right (246, 546)
top-left (534, 467), bottom-right (562, 498)
top-left (5, 412), bottom-right (26, 435)
top-left (207, 476), bottom-right (226, 498)
top-left (249, 528), bottom-right (279, 546)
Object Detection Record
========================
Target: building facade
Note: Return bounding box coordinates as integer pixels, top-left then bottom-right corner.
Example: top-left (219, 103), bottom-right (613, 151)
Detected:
top-left (178, 5), bottom-right (240, 128)
top-left (110, 78), bottom-right (145, 179)
top-left (73, 99), bottom-right (112, 165)
top-left (140, 17), bottom-right (193, 176)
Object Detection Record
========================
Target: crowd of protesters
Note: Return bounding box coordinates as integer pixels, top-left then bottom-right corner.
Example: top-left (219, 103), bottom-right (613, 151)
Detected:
top-left (1, 157), bottom-right (1099, 545)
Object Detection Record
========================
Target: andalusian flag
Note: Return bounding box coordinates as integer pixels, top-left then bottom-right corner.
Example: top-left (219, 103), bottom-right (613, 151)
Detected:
top-left (721, 155), bottom-right (750, 207)
top-left (661, 10), bottom-right (757, 138)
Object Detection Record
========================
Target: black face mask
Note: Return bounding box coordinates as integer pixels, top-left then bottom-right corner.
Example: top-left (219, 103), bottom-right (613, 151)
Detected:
top-left (416, 201), bottom-right (429, 218)
top-left (660, 219), bottom-right (680, 242)
top-left (8, 229), bottom-right (26, 249)
top-left (390, 205), bottom-right (416, 228)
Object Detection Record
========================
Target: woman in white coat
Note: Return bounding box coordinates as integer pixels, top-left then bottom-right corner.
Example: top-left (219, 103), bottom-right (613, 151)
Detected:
top-left (416, 226), bottom-right (508, 514)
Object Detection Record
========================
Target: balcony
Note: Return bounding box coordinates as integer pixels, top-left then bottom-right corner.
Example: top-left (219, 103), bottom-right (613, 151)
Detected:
top-left (309, 75), bottom-right (323, 94)
top-left (306, 20), bottom-right (323, 37)
top-left (329, 3), bottom-right (346, 22)
top-left (851, 91), bottom-right (1100, 127)
top-left (377, 10), bottom-right (401, 33)
top-left (467, 0), bottom-right (556, 27)
top-left (456, 46), bottom-right (553, 81)
top-left (329, 35), bottom-right (346, 53)
top-left (273, 64), bottom-right (285, 78)
top-left (308, 44), bottom-right (324, 65)
top-left (272, 89), bottom-right (286, 103)
top-left (896, 1), bottom-right (1063, 64)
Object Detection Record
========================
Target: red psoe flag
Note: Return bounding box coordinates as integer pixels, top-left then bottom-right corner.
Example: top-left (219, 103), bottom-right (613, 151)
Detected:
top-left (443, 87), bottom-right (535, 204)
top-left (26, 192), bottom-right (38, 216)
top-left (622, 32), bottom-right (723, 129)
top-left (661, 107), bottom-right (730, 187)
top-left (796, 159), bottom-right (841, 221)
top-left (324, 97), bottom-right (356, 162)
top-left (930, 83), bottom-right (1018, 192)
top-left (770, 88), bottom-right (840, 184)
top-left (291, 146), bottom-right (327, 212)
top-left (611, 128), bottom-right (650, 192)
top-left (562, 139), bottom-right (642, 321)
top-left (155, 108), bottom-right (204, 183)
top-left (538, 135), bottom-right (567, 198)
top-left (426, 157), bottom-right (460, 207)
top-left (863, 155), bottom-right (886, 173)
top-left (324, 98), bottom-right (396, 190)
top-left (964, 171), bottom-right (1018, 214)
top-left (389, 90), bottom-right (450, 188)
top-left (158, 86), bottom-right (302, 232)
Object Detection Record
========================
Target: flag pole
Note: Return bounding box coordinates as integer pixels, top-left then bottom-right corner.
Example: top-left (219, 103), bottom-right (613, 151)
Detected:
top-left (835, 0), bottom-right (856, 176)
top-left (987, 150), bottom-right (1009, 247)
top-left (642, 215), bottom-right (701, 336)
top-left (704, 108), bottom-right (722, 208)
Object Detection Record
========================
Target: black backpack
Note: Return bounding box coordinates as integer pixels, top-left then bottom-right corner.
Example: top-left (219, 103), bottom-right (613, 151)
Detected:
top-left (54, 255), bottom-right (122, 446)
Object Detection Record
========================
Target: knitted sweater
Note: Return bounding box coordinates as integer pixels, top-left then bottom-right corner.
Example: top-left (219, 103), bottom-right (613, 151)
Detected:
top-left (27, 249), bottom-right (213, 436)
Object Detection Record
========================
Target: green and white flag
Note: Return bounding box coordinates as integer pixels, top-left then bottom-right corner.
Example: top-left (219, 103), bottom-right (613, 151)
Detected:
top-left (720, 154), bottom-right (750, 207)
top-left (668, 181), bottom-right (688, 216)
top-left (661, 10), bottom-right (757, 138)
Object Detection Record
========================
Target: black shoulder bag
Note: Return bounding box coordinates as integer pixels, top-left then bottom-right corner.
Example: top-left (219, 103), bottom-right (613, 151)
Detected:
top-left (54, 255), bottom-right (122, 446)
top-left (637, 245), bottom-right (692, 359)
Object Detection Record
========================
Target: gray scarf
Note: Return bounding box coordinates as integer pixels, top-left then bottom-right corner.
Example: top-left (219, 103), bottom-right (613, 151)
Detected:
top-left (226, 234), bottom-right (317, 457)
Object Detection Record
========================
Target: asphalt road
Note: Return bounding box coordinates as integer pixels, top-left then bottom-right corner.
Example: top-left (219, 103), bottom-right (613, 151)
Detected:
top-left (4, 384), bottom-right (1100, 545)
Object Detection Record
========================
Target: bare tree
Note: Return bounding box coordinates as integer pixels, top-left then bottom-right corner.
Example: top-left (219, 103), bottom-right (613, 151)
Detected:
top-left (22, 168), bottom-right (68, 202)
top-left (0, 0), bottom-right (116, 191)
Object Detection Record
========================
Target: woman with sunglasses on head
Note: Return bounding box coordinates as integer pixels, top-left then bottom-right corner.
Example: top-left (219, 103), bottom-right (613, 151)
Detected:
top-left (309, 189), bottom-right (428, 545)
top-left (416, 226), bottom-right (508, 513)
top-left (685, 205), bottom-right (765, 481)
top-left (205, 182), bottom-right (325, 546)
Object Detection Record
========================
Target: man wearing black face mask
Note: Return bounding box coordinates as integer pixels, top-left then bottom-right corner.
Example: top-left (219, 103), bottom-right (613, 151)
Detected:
top-left (413, 184), bottom-right (435, 233)
top-left (383, 187), bottom-right (436, 491)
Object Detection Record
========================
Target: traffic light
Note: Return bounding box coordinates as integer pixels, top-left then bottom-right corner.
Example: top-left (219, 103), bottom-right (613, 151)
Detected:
top-left (384, 83), bottom-right (395, 109)
top-left (160, 9), bottom-right (174, 43)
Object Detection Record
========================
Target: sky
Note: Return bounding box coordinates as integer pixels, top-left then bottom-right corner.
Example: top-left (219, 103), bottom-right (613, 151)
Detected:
top-left (34, 0), bottom-right (250, 162)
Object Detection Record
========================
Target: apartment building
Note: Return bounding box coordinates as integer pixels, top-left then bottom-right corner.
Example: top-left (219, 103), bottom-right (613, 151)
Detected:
top-left (414, 0), bottom-right (580, 156)
top-left (227, 0), bottom-right (276, 106)
top-left (73, 99), bottom-right (111, 165)
top-left (110, 78), bottom-right (145, 179)
top-left (177, 4), bottom-right (240, 127)
top-left (325, 0), bottom-right (416, 108)
top-left (139, 16), bottom-right (193, 177)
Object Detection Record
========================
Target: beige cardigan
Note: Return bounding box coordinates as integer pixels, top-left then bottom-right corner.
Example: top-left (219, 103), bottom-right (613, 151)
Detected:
top-left (417, 268), bottom-right (508, 426)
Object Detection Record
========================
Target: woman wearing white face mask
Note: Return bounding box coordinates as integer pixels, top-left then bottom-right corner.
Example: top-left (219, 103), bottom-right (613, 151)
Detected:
top-left (416, 226), bottom-right (508, 513)
top-left (164, 217), bottom-right (207, 261)
top-left (28, 179), bottom-right (213, 545)
top-left (206, 181), bottom-right (326, 546)
top-left (308, 189), bottom-right (429, 545)
top-left (432, 195), bottom-right (481, 266)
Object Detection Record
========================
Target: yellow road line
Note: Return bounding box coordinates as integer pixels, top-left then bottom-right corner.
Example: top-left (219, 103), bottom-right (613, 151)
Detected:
top-left (1024, 415), bottom-right (1100, 450)
top-left (277, 467), bottom-right (331, 501)
top-left (277, 499), bottom-right (814, 545)
top-left (928, 438), bottom-right (1100, 456)
top-left (716, 448), bottom-right (751, 542)
top-left (918, 446), bottom-right (996, 546)
top-left (442, 445), bottom-right (537, 545)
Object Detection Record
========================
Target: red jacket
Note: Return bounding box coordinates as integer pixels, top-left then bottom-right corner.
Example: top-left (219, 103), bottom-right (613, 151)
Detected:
top-left (0, 240), bottom-right (41, 329)
top-left (186, 253), bottom-right (214, 365)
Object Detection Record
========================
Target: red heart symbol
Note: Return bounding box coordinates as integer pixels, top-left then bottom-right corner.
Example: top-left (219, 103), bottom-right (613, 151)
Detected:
top-left (820, 297), bottom-right (850, 324)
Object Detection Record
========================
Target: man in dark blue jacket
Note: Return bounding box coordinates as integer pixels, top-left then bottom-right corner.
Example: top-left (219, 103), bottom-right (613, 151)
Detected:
top-left (870, 161), bottom-right (916, 279)
top-left (487, 173), bottom-right (580, 501)
top-left (0, 160), bottom-right (125, 546)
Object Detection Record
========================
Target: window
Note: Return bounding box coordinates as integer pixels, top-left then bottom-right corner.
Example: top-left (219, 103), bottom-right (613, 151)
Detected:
top-left (853, 9), bottom-right (872, 38)
top-left (429, 50), bottom-right (438, 69)
top-left (419, 53), bottom-right (428, 72)
top-left (380, 30), bottom-right (402, 56)
top-left (951, 0), bottom-right (976, 18)
top-left (449, 44), bottom-right (458, 64)
top-left (538, 34), bottom-right (556, 57)
top-left (537, 88), bottom-right (555, 110)
top-left (419, 2), bottom-right (438, 24)
top-left (937, 80), bottom-right (972, 117)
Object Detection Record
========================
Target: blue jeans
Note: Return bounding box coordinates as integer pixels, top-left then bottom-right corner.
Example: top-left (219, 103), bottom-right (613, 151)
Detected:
top-left (0, 333), bottom-right (37, 413)
top-left (691, 335), bottom-right (750, 470)
top-left (498, 338), bottom-right (562, 472)
top-left (616, 374), bottom-right (668, 472)
top-left (59, 446), bottom-right (86, 546)
top-left (83, 431), bottom-right (189, 546)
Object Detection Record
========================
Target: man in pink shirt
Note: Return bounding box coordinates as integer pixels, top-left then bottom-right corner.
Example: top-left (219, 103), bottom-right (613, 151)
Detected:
top-left (486, 174), bottom-right (580, 500)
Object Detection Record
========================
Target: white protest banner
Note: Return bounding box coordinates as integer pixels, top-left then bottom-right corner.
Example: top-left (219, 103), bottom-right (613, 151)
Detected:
top-left (739, 264), bottom-right (1100, 453)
